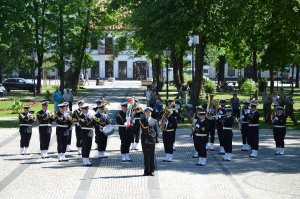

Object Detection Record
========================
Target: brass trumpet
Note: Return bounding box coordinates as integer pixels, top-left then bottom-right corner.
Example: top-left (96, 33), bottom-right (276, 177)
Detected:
top-left (102, 98), bottom-right (110, 106)
top-left (160, 108), bottom-right (171, 131)
top-left (135, 107), bottom-right (142, 113)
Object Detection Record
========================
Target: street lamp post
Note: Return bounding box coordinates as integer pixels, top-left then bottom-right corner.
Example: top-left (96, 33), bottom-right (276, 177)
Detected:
top-left (32, 48), bottom-right (36, 97)
top-left (188, 35), bottom-right (199, 111)
top-left (163, 47), bottom-right (172, 106)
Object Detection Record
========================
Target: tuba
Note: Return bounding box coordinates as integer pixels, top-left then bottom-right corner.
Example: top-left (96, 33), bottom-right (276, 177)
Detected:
top-left (160, 108), bottom-right (171, 131)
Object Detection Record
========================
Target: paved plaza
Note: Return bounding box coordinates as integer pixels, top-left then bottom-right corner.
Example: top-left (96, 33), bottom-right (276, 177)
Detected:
top-left (0, 81), bottom-right (299, 199)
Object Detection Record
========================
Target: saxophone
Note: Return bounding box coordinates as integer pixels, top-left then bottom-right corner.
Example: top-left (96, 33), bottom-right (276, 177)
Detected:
top-left (160, 108), bottom-right (171, 131)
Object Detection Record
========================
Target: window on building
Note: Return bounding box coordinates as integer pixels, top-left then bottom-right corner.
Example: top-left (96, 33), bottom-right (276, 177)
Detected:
top-left (118, 61), bottom-right (127, 78)
top-left (105, 38), bottom-right (113, 54)
top-left (228, 67), bottom-right (235, 77)
top-left (105, 61), bottom-right (114, 78)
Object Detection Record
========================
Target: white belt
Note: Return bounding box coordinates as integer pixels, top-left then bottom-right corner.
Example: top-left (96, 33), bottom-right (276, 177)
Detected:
top-left (249, 124), bottom-right (259, 127)
top-left (56, 125), bottom-right (68, 128)
top-left (39, 124), bottom-right (52, 127)
top-left (223, 127), bottom-right (232, 130)
top-left (195, 134), bottom-right (207, 136)
top-left (116, 125), bottom-right (126, 127)
top-left (273, 125), bottom-right (286, 128)
top-left (164, 129), bottom-right (175, 132)
top-left (133, 118), bottom-right (140, 120)
top-left (81, 127), bottom-right (93, 130)
top-left (20, 124), bottom-right (32, 127)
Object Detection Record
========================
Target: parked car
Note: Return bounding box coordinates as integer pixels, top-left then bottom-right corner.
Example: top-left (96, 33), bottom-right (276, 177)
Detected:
top-left (2, 78), bottom-right (35, 92)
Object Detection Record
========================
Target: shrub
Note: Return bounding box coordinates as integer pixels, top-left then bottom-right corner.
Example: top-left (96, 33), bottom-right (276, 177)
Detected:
top-left (44, 90), bottom-right (52, 100)
top-left (12, 100), bottom-right (24, 114)
top-left (258, 78), bottom-right (268, 92)
top-left (203, 79), bottom-right (216, 94)
top-left (237, 77), bottom-right (247, 89)
top-left (240, 79), bottom-right (258, 98)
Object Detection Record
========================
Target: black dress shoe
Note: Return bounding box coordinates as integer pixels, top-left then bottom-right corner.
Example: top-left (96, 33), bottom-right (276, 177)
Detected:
top-left (192, 156), bottom-right (198, 158)
top-left (143, 173), bottom-right (149, 176)
top-left (149, 172), bottom-right (154, 176)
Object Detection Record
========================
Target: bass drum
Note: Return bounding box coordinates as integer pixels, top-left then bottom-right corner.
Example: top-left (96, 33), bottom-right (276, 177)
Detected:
top-left (103, 124), bottom-right (115, 136)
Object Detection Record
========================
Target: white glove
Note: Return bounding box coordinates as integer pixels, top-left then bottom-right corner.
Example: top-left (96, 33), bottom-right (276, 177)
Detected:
top-left (274, 117), bottom-right (278, 120)
top-left (132, 120), bottom-right (135, 124)
top-left (240, 115), bottom-right (244, 120)
top-left (126, 116), bottom-right (131, 121)
top-left (218, 115), bottom-right (222, 119)
top-left (206, 108), bottom-right (210, 112)
top-left (196, 124), bottom-right (200, 128)
top-left (247, 110), bottom-right (251, 114)
top-left (193, 119), bottom-right (197, 123)
top-left (165, 119), bottom-right (169, 126)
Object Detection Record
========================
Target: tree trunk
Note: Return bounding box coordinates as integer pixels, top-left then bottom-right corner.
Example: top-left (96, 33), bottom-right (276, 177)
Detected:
top-left (71, 0), bottom-right (92, 92)
top-left (291, 64), bottom-right (295, 93)
top-left (269, 67), bottom-right (274, 93)
top-left (296, 64), bottom-right (299, 88)
top-left (217, 55), bottom-right (225, 84)
top-left (194, 37), bottom-right (205, 106)
top-left (252, 50), bottom-right (258, 100)
top-left (58, 2), bottom-right (65, 93)
top-left (170, 46), bottom-right (181, 91)
top-left (178, 46), bottom-right (185, 84)
top-left (33, 0), bottom-right (46, 94)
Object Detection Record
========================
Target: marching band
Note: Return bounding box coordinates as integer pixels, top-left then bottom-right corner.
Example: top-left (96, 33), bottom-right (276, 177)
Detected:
top-left (16, 94), bottom-right (290, 173)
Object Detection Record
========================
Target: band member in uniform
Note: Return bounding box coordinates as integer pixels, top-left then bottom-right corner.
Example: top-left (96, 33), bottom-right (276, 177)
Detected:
top-left (167, 99), bottom-right (178, 151)
top-left (131, 106), bottom-right (143, 150)
top-left (202, 95), bottom-right (217, 151)
top-left (93, 100), bottom-right (102, 113)
top-left (272, 106), bottom-right (286, 155)
top-left (94, 104), bottom-right (111, 158)
top-left (19, 106), bottom-right (35, 155)
top-left (78, 105), bottom-right (95, 166)
top-left (222, 107), bottom-right (234, 161)
top-left (64, 102), bottom-right (73, 152)
top-left (160, 106), bottom-right (178, 162)
top-left (72, 100), bottom-right (85, 155)
top-left (116, 102), bottom-right (133, 162)
top-left (193, 111), bottom-right (209, 166)
top-left (140, 107), bottom-right (159, 176)
top-left (191, 106), bottom-right (202, 158)
top-left (239, 100), bottom-right (251, 151)
top-left (248, 103), bottom-right (260, 158)
top-left (54, 103), bottom-right (72, 162)
top-left (216, 99), bottom-right (226, 154)
top-left (37, 101), bottom-right (54, 158)
top-left (93, 100), bottom-right (103, 150)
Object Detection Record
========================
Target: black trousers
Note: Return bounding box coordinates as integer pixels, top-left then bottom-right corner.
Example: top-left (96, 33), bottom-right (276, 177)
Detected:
top-left (95, 128), bottom-right (108, 151)
top-left (0, 92), bottom-right (3, 98)
top-left (20, 127), bottom-right (32, 148)
top-left (39, 126), bottom-right (52, 150)
top-left (142, 143), bottom-right (155, 174)
top-left (233, 109), bottom-right (240, 118)
top-left (273, 128), bottom-right (286, 148)
top-left (67, 129), bottom-right (72, 145)
top-left (20, 132), bottom-right (32, 148)
top-left (241, 123), bottom-right (249, 145)
top-left (248, 126), bottom-right (259, 150)
top-left (208, 120), bottom-right (215, 143)
top-left (162, 130), bottom-right (175, 154)
top-left (56, 127), bottom-right (69, 153)
top-left (194, 136), bottom-right (207, 158)
top-left (75, 125), bottom-right (82, 148)
top-left (119, 128), bottom-right (133, 154)
top-left (217, 124), bottom-right (223, 147)
top-left (222, 130), bottom-right (233, 153)
top-left (81, 129), bottom-right (93, 158)
top-left (131, 127), bottom-right (141, 143)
